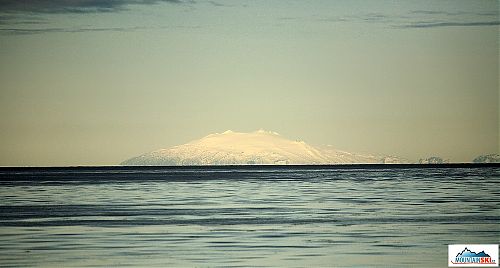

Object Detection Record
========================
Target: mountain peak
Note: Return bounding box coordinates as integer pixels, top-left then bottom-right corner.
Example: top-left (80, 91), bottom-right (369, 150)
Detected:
top-left (122, 130), bottom-right (407, 166)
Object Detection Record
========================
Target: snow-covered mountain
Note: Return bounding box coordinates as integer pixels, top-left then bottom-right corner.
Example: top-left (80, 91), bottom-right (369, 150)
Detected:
top-left (472, 154), bottom-right (500, 163)
top-left (121, 130), bottom-right (407, 165)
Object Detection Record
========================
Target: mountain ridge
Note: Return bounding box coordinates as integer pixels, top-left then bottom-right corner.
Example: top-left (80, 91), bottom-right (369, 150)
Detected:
top-left (121, 130), bottom-right (409, 166)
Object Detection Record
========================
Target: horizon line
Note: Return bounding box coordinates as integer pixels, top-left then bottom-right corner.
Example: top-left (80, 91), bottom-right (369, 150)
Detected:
top-left (0, 163), bottom-right (498, 169)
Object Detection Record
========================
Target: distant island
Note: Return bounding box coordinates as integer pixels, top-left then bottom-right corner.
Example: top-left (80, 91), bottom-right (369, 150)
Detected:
top-left (473, 154), bottom-right (500, 163)
top-left (419, 156), bottom-right (449, 164)
top-left (122, 130), bottom-right (407, 166)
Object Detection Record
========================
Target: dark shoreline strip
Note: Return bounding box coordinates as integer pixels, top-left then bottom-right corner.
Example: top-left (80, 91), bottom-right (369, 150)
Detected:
top-left (0, 163), bottom-right (498, 171)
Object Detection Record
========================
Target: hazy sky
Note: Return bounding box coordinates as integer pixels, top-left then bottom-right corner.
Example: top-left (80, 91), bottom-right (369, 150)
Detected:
top-left (0, 0), bottom-right (498, 166)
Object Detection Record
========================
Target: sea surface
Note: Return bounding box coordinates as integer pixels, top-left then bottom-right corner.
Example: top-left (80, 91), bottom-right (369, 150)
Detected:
top-left (0, 165), bottom-right (498, 267)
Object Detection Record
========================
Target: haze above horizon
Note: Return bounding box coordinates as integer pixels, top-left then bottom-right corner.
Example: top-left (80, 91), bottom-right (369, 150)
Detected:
top-left (0, 0), bottom-right (498, 166)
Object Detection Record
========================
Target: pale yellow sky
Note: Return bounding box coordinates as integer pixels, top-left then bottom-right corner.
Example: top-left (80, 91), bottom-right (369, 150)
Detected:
top-left (0, 0), bottom-right (498, 165)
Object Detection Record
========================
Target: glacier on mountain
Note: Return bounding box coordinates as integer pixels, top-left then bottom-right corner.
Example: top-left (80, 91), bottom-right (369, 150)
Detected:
top-left (121, 130), bottom-right (407, 165)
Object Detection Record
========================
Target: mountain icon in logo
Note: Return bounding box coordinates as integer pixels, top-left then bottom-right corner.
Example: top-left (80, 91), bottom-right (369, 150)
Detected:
top-left (456, 248), bottom-right (491, 258)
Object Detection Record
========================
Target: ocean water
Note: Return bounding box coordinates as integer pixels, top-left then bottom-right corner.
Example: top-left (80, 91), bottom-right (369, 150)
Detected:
top-left (0, 166), bottom-right (498, 267)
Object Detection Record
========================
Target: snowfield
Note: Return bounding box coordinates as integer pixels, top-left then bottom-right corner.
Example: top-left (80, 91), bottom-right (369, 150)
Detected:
top-left (121, 130), bottom-right (407, 165)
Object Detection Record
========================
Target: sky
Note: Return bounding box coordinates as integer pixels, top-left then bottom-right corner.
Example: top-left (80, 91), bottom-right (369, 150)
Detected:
top-left (0, 0), bottom-right (498, 166)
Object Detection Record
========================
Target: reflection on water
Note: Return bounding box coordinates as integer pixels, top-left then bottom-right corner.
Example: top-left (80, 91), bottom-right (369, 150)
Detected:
top-left (0, 167), bottom-right (498, 267)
